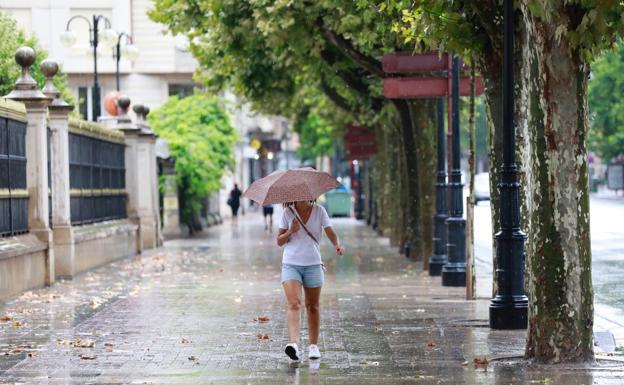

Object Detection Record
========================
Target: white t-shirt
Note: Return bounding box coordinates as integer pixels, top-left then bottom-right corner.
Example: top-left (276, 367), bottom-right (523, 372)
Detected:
top-left (279, 204), bottom-right (332, 266)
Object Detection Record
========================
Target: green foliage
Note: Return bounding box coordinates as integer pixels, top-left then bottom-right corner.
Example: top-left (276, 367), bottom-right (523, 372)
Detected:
top-left (0, 12), bottom-right (75, 107)
top-left (147, 0), bottom-right (402, 141)
top-left (589, 40), bottom-right (624, 161)
top-left (148, 95), bottom-right (238, 223)
top-left (460, 96), bottom-right (487, 160)
top-left (294, 110), bottom-right (337, 163)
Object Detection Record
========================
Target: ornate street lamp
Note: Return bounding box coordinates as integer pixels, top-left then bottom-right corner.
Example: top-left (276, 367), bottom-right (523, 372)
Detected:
top-left (489, 0), bottom-right (528, 329)
top-left (113, 32), bottom-right (139, 91)
top-left (441, 55), bottom-right (467, 287)
top-left (429, 97), bottom-right (448, 276)
top-left (60, 14), bottom-right (117, 121)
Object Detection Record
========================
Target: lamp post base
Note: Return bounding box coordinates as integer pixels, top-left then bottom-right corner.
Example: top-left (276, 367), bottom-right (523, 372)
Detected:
top-left (441, 263), bottom-right (466, 286)
top-left (489, 295), bottom-right (528, 329)
top-left (428, 254), bottom-right (447, 276)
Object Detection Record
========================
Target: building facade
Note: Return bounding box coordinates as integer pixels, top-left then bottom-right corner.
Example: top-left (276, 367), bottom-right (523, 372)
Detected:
top-left (1, 0), bottom-right (196, 119)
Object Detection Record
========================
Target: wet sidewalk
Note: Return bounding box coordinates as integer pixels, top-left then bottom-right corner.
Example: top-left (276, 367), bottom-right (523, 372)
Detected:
top-left (1, 213), bottom-right (624, 384)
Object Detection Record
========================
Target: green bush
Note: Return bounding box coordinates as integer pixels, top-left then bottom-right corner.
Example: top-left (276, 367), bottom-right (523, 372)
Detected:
top-left (149, 94), bottom-right (238, 228)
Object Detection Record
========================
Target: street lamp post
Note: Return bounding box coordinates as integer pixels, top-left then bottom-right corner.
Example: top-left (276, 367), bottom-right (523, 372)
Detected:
top-left (60, 14), bottom-right (117, 121)
top-left (489, 0), bottom-right (528, 329)
top-left (113, 32), bottom-right (139, 91)
top-left (429, 97), bottom-right (448, 276)
top-left (441, 54), bottom-right (467, 287)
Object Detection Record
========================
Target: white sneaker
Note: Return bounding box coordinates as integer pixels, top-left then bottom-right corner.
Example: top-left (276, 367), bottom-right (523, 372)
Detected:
top-left (308, 344), bottom-right (321, 359)
top-left (285, 342), bottom-right (300, 361)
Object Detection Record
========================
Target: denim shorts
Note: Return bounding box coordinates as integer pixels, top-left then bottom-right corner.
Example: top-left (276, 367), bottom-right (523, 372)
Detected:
top-left (281, 264), bottom-right (324, 288)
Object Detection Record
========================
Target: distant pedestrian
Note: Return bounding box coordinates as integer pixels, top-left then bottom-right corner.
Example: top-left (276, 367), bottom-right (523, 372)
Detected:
top-left (276, 200), bottom-right (344, 362)
top-left (227, 184), bottom-right (242, 218)
top-left (263, 204), bottom-right (274, 231)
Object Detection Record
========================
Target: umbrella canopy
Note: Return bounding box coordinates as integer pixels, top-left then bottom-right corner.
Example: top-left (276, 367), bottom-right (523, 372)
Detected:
top-left (243, 167), bottom-right (340, 206)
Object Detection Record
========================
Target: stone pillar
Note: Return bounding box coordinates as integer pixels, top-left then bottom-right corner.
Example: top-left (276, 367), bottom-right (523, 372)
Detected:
top-left (41, 60), bottom-right (75, 278)
top-left (116, 99), bottom-right (161, 251)
top-left (4, 47), bottom-right (53, 284)
top-left (161, 157), bottom-right (182, 239)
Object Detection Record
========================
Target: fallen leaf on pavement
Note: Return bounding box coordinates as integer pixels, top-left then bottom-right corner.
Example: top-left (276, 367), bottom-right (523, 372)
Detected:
top-left (89, 298), bottom-right (101, 309)
top-left (180, 338), bottom-right (192, 344)
top-left (256, 333), bottom-right (270, 340)
top-left (74, 339), bottom-right (95, 348)
top-left (79, 354), bottom-right (97, 360)
top-left (0, 316), bottom-right (11, 322)
top-left (473, 356), bottom-right (488, 367)
top-left (104, 342), bottom-right (114, 347)
top-left (10, 348), bottom-right (22, 354)
top-left (12, 321), bottom-right (22, 328)
top-left (257, 316), bottom-right (270, 322)
top-left (426, 340), bottom-right (437, 348)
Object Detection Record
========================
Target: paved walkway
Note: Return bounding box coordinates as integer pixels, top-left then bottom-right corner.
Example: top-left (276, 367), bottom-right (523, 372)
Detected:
top-left (1, 211), bottom-right (624, 384)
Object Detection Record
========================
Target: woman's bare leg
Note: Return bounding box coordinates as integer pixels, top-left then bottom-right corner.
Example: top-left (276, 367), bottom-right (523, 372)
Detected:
top-left (304, 287), bottom-right (321, 344)
top-left (283, 280), bottom-right (303, 343)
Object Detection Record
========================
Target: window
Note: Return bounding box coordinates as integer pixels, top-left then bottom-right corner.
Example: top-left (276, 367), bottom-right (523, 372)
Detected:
top-left (168, 84), bottom-right (195, 99)
top-left (78, 87), bottom-right (89, 121)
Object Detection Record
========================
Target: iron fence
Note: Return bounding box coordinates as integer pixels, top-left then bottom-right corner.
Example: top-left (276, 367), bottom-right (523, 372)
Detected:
top-left (0, 117), bottom-right (28, 237)
top-left (69, 132), bottom-right (126, 225)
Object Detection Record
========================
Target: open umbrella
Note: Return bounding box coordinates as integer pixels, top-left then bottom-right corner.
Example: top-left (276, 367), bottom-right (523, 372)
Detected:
top-left (243, 167), bottom-right (340, 206)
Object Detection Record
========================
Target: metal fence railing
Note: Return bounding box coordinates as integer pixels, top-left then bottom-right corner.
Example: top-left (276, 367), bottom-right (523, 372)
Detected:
top-left (69, 132), bottom-right (126, 225)
top-left (0, 116), bottom-right (28, 237)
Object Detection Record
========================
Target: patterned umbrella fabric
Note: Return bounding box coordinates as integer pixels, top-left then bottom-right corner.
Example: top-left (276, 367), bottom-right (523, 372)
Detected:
top-left (243, 167), bottom-right (340, 206)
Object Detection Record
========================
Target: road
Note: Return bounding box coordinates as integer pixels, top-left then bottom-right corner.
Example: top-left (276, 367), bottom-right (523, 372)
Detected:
top-left (473, 194), bottom-right (624, 346)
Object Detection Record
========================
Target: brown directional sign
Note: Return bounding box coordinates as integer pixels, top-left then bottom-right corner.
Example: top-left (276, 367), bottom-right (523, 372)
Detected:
top-left (344, 125), bottom-right (376, 160)
top-left (383, 77), bottom-right (485, 99)
top-left (382, 52), bottom-right (471, 73)
top-left (383, 52), bottom-right (450, 73)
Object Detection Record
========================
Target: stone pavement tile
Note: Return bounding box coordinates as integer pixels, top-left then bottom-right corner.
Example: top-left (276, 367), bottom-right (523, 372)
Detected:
top-left (1, 216), bottom-right (624, 384)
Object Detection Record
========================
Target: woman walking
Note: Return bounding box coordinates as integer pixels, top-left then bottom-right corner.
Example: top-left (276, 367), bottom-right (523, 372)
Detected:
top-left (241, 167), bottom-right (343, 361)
top-left (276, 200), bottom-right (344, 361)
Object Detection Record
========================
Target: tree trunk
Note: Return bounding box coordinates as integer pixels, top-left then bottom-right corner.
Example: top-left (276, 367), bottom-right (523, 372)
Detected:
top-left (521, 7), bottom-right (594, 363)
top-left (478, 54), bottom-right (504, 296)
top-left (407, 100), bottom-right (437, 264)
top-left (466, 65), bottom-right (477, 300)
top-left (394, 100), bottom-right (422, 258)
top-left (375, 124), bottom-right (391, 237)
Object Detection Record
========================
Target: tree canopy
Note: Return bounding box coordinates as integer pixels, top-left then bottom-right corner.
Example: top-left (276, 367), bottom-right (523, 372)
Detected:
top-left (149, 95), bottom-right (238, 225)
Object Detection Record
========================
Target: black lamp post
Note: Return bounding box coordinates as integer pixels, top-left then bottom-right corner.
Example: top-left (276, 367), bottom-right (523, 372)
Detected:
top-left (60, 14), bottom-right (116, 121)
top-left (441, 55), bottom-right (467, 287)
top-left (489, 0), bottom-right (528, 329)
top-left (113, 32), bottom-right (139, 91)
top-left (429, 97), bottom-right (448, 276)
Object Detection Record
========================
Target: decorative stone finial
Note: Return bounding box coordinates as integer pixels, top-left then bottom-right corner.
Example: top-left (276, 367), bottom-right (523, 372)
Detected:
top-left (115, 95), bottom-right (132, 124)
top-left (15, 47), bottom-right (37, 88)
top-left (118, 95), bottom-right (131, 114)
top-left (40, 59), bottom-right (72, 111)
top-left (4, 47), bottom-right (49, 101)
top-left (129, 103), bottom-right (155, 136)
top-left (133, 104), bottom-right (148, 121)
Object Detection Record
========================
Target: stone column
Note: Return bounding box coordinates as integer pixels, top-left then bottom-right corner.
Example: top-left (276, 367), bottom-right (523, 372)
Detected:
top-left (160, 157), bottom-right (182, 239)
top-left (41, 60), bottom-right (75, 278)
top-left (116, 99), bottom-right (160, 251)
top-left (4, 47), bottom-right (53, 284)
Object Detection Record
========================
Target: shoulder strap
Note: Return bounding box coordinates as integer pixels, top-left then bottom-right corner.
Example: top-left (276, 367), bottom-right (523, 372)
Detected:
top-left (288, 206), bottom-right (319, 244)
